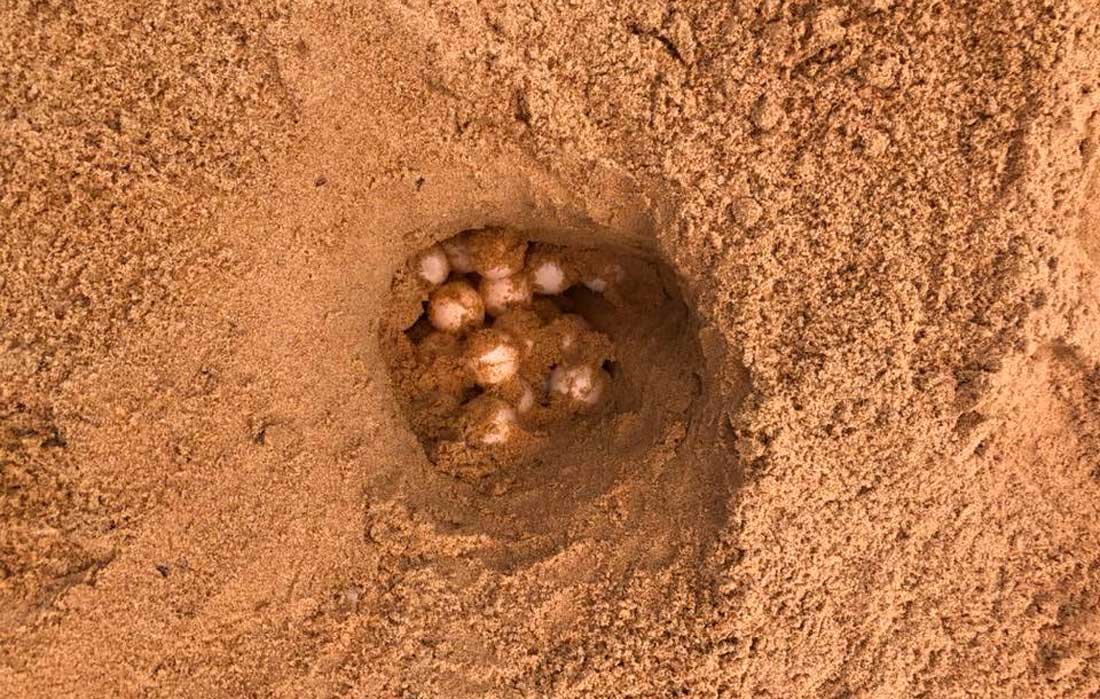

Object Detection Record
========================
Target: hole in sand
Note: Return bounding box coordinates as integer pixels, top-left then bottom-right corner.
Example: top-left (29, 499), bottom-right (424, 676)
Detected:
top-left (382, 226), bottom-right (702, 485)
top-left (375, 213), bottom-right (748, 574)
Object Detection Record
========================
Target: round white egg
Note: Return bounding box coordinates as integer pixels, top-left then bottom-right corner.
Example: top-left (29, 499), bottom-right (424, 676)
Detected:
top-left (428, 281), bottom-right (485, 333)
top-left (416, 245), bottom-right (450, 286)
top-left (480, 275), bottom-right (533, 317)
top-left (470, 341), bottom-right (520, 387)
top-left (530, 259), bottom-right (567, 294)
top-left (465, 397), bottom-right (517, 447)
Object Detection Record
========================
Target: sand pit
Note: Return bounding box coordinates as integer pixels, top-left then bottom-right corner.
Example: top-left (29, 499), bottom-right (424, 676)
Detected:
top-left (2, 1), bottom-right (1100, 697)
top-left (383, 227), bottom-right (709, 483)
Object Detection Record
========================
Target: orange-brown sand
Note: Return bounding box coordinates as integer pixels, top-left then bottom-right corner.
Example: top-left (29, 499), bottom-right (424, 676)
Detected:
top-left (3, 1), bottom-right (1100, 697)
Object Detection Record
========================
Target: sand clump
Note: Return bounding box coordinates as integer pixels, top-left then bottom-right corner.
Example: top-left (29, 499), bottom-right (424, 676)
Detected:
top-left (2, 1), bottom-right (1100, 698)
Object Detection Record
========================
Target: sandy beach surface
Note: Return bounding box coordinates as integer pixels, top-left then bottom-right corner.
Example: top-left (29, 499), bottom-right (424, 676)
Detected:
top-left (3, 1), bottom-right (1100, 696)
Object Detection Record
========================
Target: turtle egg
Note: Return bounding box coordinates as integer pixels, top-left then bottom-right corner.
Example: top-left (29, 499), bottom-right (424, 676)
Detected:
top-left (441, 234), bottom-right (475, 274)
top-left (492, 310), bottom-right (543, 353)
top-left (465, 329), bottom-right (520, 387)
top-left (479, 274), bottom-right (533, 317)
top-left (428, 280), bottom-right (485, 333)
top-left (468, 229), bottom-right (528, 280)
top-left (527, 248), bottom-right (571, 295)
top-left (415, 244), bottom-right (450, 286)
top-left (463, 396), bottom-right (518, 447)
top-left (548, 364), bottom-right (610, 408)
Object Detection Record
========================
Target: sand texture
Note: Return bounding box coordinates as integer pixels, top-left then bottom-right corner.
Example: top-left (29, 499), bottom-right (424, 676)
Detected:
top-left (3, 0), bottom-right (1100, 697)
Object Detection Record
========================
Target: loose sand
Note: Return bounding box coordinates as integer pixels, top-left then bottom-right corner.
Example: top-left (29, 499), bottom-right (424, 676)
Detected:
top-left (2, 1), bottom-right (1100, 697)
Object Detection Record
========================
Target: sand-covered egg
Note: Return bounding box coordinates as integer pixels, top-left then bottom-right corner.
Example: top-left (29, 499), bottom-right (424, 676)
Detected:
top-left (468, 228), bottom-right (528, 280)
top-left (463, 395), bottom-right (518, 447)
top-left (465, 329), bottom-right (521, 387)
top-left (414, 244), bottom-right (450, 286)
top-left (549, 363), bottom-right (610, 409)
top-left (527, 245), bottom-right (573, 295)
top-left (441, 233), bottom-right (475, 274)
top-left (428, 280), bottom-right (485, 333)
top-left (577, 250), bottom-right (625, 293)
top-left (548, 313), bottom-right (590, 353)
top-left (479, 273), bottom-right (533, 317)
top-left (496, 377), bottom-right (536, 416)
top-left (492, 309), bottom-right (543, 353)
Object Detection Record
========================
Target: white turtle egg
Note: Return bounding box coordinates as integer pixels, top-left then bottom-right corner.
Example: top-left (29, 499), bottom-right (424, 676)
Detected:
top-left (415, 244), bottom-right (450, 286)
top-left (464, 396), bottom-right (518, 447)
top-left (465, 329), bottom-right (521, 387)
top-left (428, 280), bottom-right (485, 333)
top-left (468, 229), bottom-right (528, 280)
top-left (479, 274), bottom-right (533, 317)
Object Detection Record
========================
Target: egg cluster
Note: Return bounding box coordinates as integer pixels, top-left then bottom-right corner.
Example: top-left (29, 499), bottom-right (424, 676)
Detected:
top-left (403, 227), bottom-right (623, 459)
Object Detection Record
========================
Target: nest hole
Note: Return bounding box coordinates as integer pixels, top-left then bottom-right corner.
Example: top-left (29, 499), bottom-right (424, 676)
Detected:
top-left (381, 226), bottom-right (707, 494)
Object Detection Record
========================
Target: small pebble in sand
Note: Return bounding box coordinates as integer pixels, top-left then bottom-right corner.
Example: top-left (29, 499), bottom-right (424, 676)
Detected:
top-left (414, 244), bottom-right (450, 286)
top-left (527, 247), bottom-right (572, 295)
top-left (468, 229), bottom-right (528, 279)
top-left (463, 395), bottom-right (518, 447)
top-left (465, 329), bottom-right (521, 386)
top-left (548, 363), bottom-right (610, 408)
top-left (441, 234), bottom-right (475, 274)
top-left (428, 280), bottom-right (485, 333)
top-left (479, 273), bottom-right (533, 317)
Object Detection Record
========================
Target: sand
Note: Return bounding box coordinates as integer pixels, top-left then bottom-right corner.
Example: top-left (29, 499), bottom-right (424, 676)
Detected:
top-left (2, 0), bottom-right (1099, 696)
